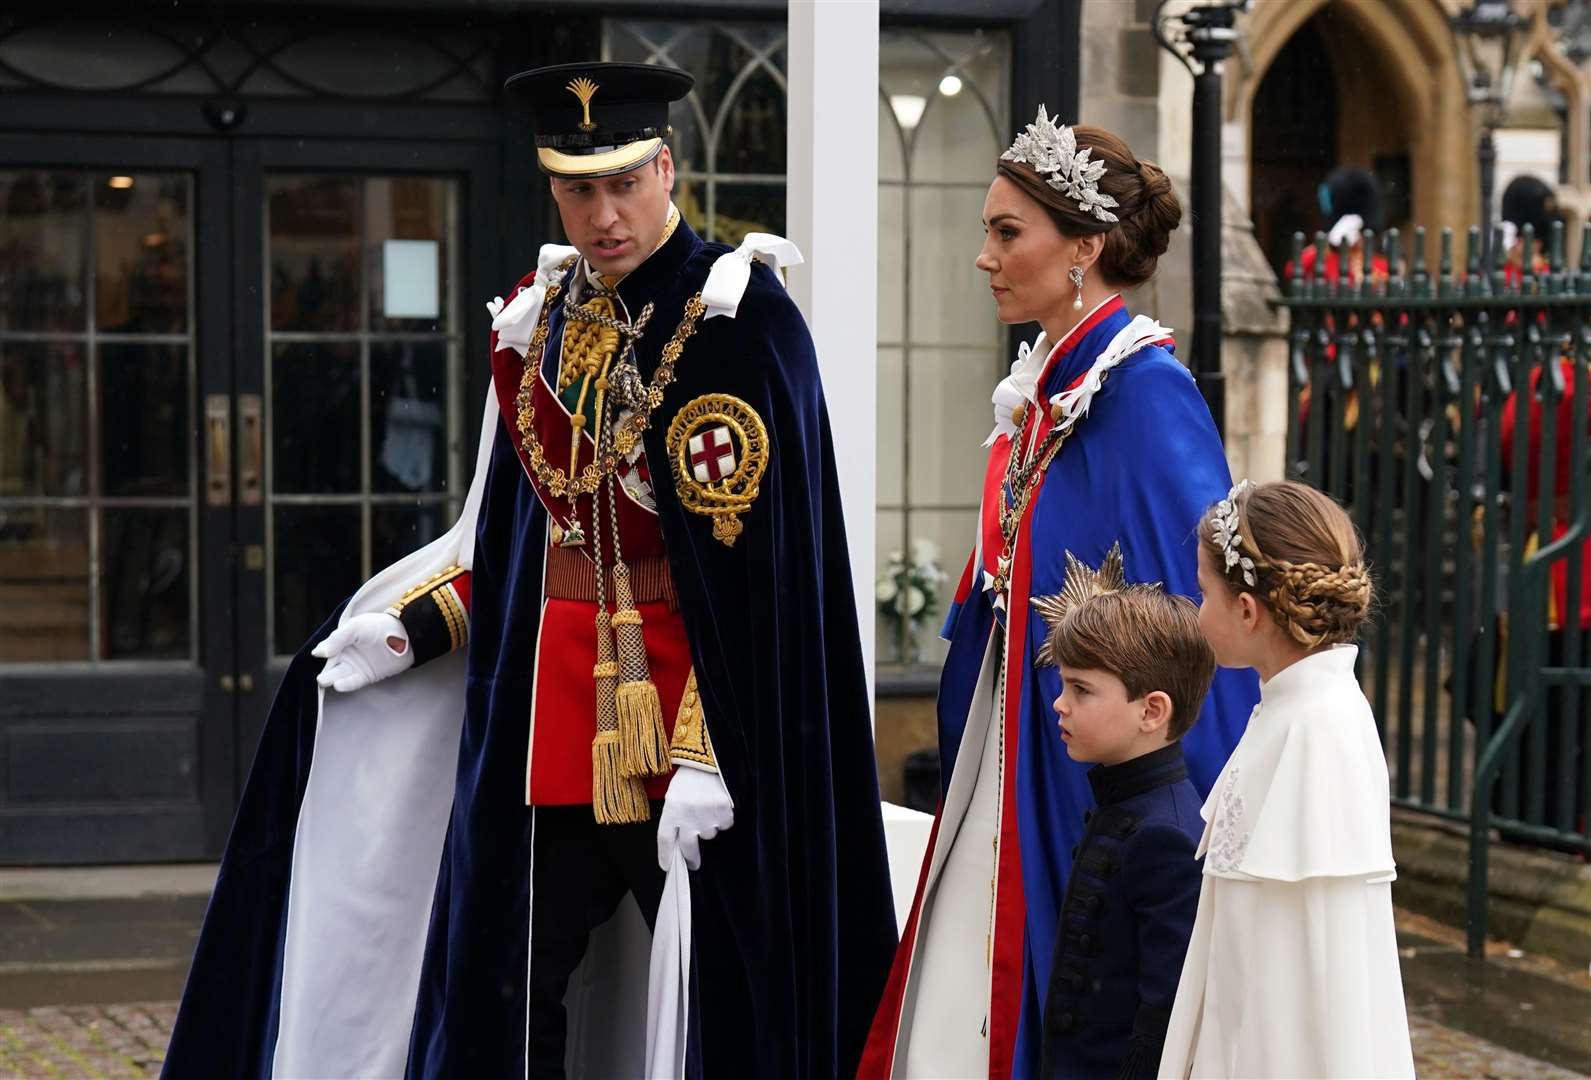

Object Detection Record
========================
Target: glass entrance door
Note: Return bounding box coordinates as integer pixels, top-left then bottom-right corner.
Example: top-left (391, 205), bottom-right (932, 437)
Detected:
top-left (0, 137), bottom-right (236, 863)
top-left (262, 173), bottom-right (465, 659)
top-left (0, 133), bottom-right (493, 865)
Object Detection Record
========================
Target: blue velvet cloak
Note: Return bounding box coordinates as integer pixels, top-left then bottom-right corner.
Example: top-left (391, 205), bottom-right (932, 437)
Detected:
top-left (162, 220), bottom-right (897, 1079)
top-left (862, 299), bottom-right (1257, 1079)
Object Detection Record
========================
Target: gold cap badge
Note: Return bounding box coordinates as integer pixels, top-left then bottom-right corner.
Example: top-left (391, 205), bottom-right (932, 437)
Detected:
top-left (566, 76), bottom-right (599, 133)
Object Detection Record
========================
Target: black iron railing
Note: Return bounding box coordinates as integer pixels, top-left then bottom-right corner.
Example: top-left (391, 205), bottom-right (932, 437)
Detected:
top-left (1277, 223), bottom-right (1591, 956)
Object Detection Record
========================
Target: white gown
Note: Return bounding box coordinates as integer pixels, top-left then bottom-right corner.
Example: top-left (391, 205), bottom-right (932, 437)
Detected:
top-left (1158, 645), bottom-right (1415, 1080)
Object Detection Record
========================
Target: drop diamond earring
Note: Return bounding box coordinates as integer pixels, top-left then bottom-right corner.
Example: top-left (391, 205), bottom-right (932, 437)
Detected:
top-left (1069, 265), bottom-right (1085, 311)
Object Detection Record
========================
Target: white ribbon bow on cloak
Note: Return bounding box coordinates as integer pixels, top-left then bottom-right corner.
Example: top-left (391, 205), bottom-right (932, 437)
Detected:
top-left (486, 243), bottom-right (579, 358)
top-left (1046, 314), bottom-right (1175, 436)
top-left (976, 314), bottom-right (1175, 605)
top-left (700, 233), bottom-right (804, 320)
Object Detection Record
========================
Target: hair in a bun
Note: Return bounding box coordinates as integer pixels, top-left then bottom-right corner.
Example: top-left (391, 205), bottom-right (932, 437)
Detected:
top-left (1198, 481), bottom-right (1374, 648)
top-left (994, 123), bottom-right (1182, 287)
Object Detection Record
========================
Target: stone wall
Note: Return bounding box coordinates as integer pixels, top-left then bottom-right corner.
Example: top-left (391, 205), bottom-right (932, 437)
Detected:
top-left (1082, 0), bottom-right (1288, 482)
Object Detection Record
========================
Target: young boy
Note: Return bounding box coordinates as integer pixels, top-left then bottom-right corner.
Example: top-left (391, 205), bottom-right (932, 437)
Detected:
top-left (1034, 544), bottom-right (1215, 1080)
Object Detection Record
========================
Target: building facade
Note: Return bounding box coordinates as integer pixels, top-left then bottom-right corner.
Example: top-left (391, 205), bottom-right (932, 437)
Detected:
top-left (0, 0), bottom-right (1079, 864)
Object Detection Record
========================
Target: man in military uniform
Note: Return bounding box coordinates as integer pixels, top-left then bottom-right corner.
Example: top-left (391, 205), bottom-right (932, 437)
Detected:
top-left (164, 62), bottom-right (897, 1080)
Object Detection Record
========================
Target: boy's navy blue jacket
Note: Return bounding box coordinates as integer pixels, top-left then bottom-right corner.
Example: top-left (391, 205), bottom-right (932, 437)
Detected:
top-left (1040, 741), bottom-right (1204, 1080)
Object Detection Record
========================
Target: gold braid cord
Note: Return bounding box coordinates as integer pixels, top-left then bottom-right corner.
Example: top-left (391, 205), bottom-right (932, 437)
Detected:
top-left (989, 370), bottom-right (1113, 596)
top-left (592, 607), bottom-right (650, 824)
top-left (513, 261), bottom-right (708, 501)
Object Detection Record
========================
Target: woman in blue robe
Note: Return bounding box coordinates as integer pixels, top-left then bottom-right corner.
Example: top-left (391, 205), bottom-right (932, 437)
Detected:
top-left (861, 113), bottom-right (1259, 1079)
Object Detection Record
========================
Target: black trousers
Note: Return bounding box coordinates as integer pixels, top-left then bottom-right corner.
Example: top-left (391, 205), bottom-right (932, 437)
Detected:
top-left (526, 803), bottom-right (666, 1079)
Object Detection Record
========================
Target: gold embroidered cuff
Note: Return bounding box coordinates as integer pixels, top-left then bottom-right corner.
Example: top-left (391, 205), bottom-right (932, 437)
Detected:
top-left (669, 668), bottom-right (717, 771)
top-left (385, 566), bottom-right (468, 666)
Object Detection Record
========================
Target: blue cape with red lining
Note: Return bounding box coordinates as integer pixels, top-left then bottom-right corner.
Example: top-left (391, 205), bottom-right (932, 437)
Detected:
top-left (861, 297), bottom-right (1257, 1079)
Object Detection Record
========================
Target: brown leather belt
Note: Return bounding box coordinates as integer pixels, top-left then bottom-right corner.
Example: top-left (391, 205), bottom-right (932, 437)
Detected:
top-left (544, 544), bottom-right (679, 611)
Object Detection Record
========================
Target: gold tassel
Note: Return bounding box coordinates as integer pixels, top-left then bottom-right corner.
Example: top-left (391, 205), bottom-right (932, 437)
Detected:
top-left (610, 561), bottom-right (671, 779)
top-left (593, 610), bottom-right (649, 823)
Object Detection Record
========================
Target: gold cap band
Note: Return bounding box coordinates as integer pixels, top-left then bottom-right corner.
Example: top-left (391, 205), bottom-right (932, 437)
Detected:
top-left (538, 137), bottom-right (663, 179)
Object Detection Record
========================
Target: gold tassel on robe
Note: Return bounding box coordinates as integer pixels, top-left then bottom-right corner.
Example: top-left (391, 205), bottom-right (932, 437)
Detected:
top-left (610, 561), bottom-right (671, 779)
top-left (592, 608), bottom-right (650, 824)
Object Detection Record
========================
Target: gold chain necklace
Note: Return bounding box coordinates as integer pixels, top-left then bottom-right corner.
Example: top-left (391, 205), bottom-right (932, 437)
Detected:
top-left (512, 264), bottom-right (708, 502)
top-left (988, 368), bottom-right (1112, 595)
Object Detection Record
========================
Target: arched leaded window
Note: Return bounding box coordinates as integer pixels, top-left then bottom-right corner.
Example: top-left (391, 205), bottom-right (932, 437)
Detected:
top-left (877, 31), bottom-right (1009, 668)
top-left (603, 22), bottom-right (788, 246)
top-left (601, 19), bottom-right (1010, 670)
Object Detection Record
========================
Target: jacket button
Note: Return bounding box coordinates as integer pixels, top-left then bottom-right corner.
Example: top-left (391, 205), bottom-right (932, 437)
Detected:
top-left (1068, 972), bottom-right (1086, 992)
top-left (1058, 1012), bottom-right (1075, 1031)
top-left (1079, 933), bottom-right (1093, 953)
top-left (1085, 895), bottom-right (1102, 914)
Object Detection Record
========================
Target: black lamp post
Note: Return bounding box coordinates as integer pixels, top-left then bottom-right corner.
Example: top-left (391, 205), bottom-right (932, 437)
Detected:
top-left (1153, 0), bottom-right (1250, 439)
top-left (1450, 0), bottom-right (1527, 269)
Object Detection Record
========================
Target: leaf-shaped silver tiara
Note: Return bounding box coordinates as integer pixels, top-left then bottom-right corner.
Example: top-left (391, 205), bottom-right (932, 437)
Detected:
top-left (1000, 106), bottom-right (1119, 224)
top-left (1212, 480), bottom-right (1257, 587)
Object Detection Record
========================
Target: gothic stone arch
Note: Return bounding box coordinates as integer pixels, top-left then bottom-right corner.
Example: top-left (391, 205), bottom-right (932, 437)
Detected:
top-left (1232, 0), bottom-right (1475, 254)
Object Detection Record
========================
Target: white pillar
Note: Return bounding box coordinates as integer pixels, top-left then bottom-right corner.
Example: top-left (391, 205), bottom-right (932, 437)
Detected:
top-left (786, 0), bottom-right (880, 701)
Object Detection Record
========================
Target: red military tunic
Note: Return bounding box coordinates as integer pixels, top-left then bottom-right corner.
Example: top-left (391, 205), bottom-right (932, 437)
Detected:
top-left (401, 259), bottom-right (696, 805)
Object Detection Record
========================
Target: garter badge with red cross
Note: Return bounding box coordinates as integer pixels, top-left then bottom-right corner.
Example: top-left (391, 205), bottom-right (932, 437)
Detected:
top-left (666, 394), bottom-right (769, 547)
top-left (688, 425), bottom-right (737, 484)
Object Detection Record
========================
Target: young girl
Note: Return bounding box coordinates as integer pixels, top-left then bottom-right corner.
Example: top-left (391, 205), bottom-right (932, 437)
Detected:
top-left (1159, 480), bottom-right (1415, 1079)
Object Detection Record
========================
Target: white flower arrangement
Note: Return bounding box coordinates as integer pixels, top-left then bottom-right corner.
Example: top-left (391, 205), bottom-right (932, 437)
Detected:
top-left (877, 539), bottom-right (949, 661)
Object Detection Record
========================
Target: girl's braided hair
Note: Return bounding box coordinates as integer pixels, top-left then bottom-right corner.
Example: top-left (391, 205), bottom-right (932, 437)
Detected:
top-left (1198, 481), bottom-right (1373, 647)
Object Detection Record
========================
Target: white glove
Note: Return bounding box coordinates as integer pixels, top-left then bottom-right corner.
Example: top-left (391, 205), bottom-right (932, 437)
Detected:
top-left (656, 766), bottom-right (735, 871)
top-left (312, 612), bottom-right (413, 693)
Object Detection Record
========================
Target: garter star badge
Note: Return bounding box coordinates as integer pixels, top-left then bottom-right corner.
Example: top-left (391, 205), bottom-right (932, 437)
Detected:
top-left (666, 394), bottom-right (769, 547)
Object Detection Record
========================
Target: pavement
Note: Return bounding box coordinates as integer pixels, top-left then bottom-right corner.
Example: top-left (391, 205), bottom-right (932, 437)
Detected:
top-left (0, 867), bottom-right (1588, 1078)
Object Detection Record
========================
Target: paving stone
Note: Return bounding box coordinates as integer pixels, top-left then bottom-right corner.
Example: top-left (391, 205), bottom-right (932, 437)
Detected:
top-left (0, 996), bottom-right (1584, 1078)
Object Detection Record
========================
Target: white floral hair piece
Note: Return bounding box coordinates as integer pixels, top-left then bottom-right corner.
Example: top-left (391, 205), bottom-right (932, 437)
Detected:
top-left (1001, 106), bottom-right (1119, 224)
top-left (1212, 480), bottom-right (1257, 587)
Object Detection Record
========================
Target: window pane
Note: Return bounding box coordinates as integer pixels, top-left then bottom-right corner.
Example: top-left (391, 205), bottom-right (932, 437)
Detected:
top-left (275, 505), bottom-right (361, 655)
top-left (0, 507), bottom-right (89, 663)
top-left (0, 171), bottom-right (87, 332)
top-left (711, 183), bottom-right (784, 248)
top-left (908, 346), bottom-right (1002, 506)
top-left (879, 97), bottom-right (906, 184)
top-left (878, 185), bottom-right (905, 344)
top-left (371, 340), bottom-right (448, 494)
top-left (1, 340), bottom-right (85, 497)
top-left (101, 343), bottom-right (188, 497)
top-left (95, 172), bottom-right (189, 335)
top-left (875, 507), bottom-right (905, 664)
top-left (367, 177), bottom-right (454, 334)
top-left (272, 342), bottom-right (359, 494)
top-left (908, 186), bottom-right (993, 347)
top-left (901, 507), bottom-right (976, 666)
top-left (373, 501), bottom-right (452, 571)
top-left (102, 507), bottom-right (190, 660)
top-left (878, 347), bottom-right (904, 506)
top-left (716, 67), bottom-right (786, 176)
top-left (269, 175), bottom-right (361, 332)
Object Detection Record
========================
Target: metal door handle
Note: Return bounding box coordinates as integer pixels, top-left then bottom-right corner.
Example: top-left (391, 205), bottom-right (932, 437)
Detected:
top-left (205, 395), bottom-right (230, 506)
top-left (239, 394), bottom-right (263, 506)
